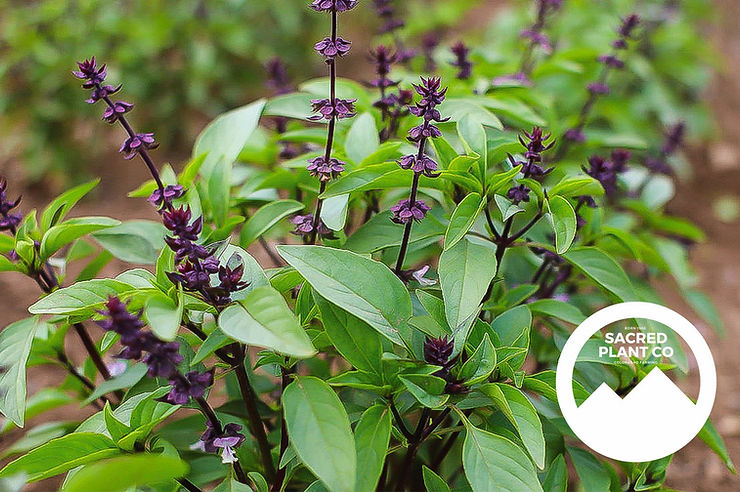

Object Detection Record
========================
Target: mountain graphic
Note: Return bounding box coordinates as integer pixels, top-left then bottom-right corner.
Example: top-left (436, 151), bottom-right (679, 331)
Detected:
top-left (573, 367), bottom-right (697, 457)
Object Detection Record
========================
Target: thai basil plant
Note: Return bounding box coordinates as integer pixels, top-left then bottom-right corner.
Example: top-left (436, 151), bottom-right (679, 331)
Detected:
top-left (0, 0), bottom-right (731, 491)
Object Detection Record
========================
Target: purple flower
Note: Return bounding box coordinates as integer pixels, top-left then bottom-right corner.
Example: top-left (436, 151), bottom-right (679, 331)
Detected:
top-left (369, 45), bottom-right (398, 89)
top-left (307, 156), bottom-right (345, 181)
top-left (164, 370), bottom-right (214, 405)
top-left (193, 421), bottom-right (246, 463)
top-left (375, 0), bottom-right (404, 34)
top-left (424, 336), bottom-right (453, 368)
top-left (519, 126), bottom-right (555, 163)
top-left (310, 0), bottom-right (358, 12)
top-left (290, 214), bottom-right (334, 239)
top-left (119, 133), bottom-right (158, 160)
top-left (507, 184), bottom-right (531, 203)
top-left (265, 58), bottom-right (292, 95)
top-left (390, 199), bottom-right (431, 224)
top-left (164, 237), bottom-right (211, 263)
top-left (564, 128), bottom-right (586, 142)
top-left (218, 263), bottom-right (249, 292)
top-left (102, 101), bottom-right (134, 123)
top-left (411, 265), bottom-right (436, 286)
top-left (148, 185), bottom-right (185, 209)
top-left (143, 341), bottom-right (184, 378)
top-left (598, 54), bottom-right (625, 69)
top-left (584, 150), bottom-right (631, 196)
top-left (162, 206), bottom-right (202, 241)
top-left (450, 41), bottom-right (473, 79)
top-left (661, 122), bottom-right (686, 155)
top-left (0, 177), bottom-right (21, 232)
top-left (314, 37), bottom-right (352, 58)
top-left (72, 57), bottom-right (107, 88)
top-left (617, 14), bottom-right (640, 39)
top-left (309, 98), bottom-right (357, 120)
top-left (97, 296), bottom-right (146, 345)
top-left (167, 261), bottom-right (212, 291)
top-left (397, 154), bottom-right (439, 177)
top-left (587, 82), bottom-right (610, 95)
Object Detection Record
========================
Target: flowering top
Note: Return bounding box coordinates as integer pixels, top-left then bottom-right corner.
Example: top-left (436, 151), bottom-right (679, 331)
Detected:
top-left (646, 122), bottom-right (685, 175)
top-left (423, 336), bottom-right (467, 394)
top-left (584, 149), bottom-right (631, 196)
top-left (421, 32), bottom-right (441, 72)
top-left (506, 126), bottom-right (556, 201)
top-left (0, 177), bottom-right (22, 232)
top-left (397, 155), bottom-right (439, 177)
top-left (310, 0), bottom-right (358, 12)
top-left (407, 77), bottom-right (449, 143)
top-left (614, 14), bottom-right (640, 48)
top-left (519, 126), bottom-right (554, 164)
top-left (369, 46), bottom-right (398, 89)
top-left (450, 42), bottom-right (473, 79)
top-left (72, 57), bottom-right (107, 89)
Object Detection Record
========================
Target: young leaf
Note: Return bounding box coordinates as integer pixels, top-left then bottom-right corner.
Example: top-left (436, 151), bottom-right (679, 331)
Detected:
top-left (40, 217), bottom-right (120, 260)
top-left (542, 454), bottom-right (568, 492)
top-left (91, 220), bottom-right (167, 264)
top-left (567, 446), bottom-right (610, 492)
top-left (399, 374), bottom-right (449, 408)
top-left (547, 196), bottom-right (577, 254)
top-left (549, 176), bottom-right (604, 197)
top-left (444, 192), bottom-right (485, 251)
top-left (422, 466), bottom-right (452, 492)
top-left (698, 418), bottom-right (736, 472)
top-left (0, 317), bottom-right (42, 427)
top-left (0, 433), bottom-right (120, 481)
top-left (439, 237), bottom-right (497, 331)
top-left (40, 179), bottom-right (100, 232)
top-left (354, 405), bottom-right (392, 492)
top-left (219, 286), bottom-right (316, 358)
top-left (62, 454), bottom-right (188, 492)
top-left (277, 245), bottom-right (413, 346)
top-left (461, 419), bottom-right (543, 492)
top-left (458, 333), bottom-right (497, 385)
top-left (320, 194), bottom-right (350, 231)
top-left (283, 376), bottom-right (356, 492)
top-left (315, 294), bottom-right (384, 377)
top-left (239, 199), bottom-right (304, 247)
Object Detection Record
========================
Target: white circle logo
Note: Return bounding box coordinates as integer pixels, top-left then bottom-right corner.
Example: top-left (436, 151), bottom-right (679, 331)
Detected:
top-left (556, 302), bottom-right (716, 462)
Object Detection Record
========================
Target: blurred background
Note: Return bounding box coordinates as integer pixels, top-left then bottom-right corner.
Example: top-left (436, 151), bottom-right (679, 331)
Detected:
top-left (0, 0), bottom-right (738, 490)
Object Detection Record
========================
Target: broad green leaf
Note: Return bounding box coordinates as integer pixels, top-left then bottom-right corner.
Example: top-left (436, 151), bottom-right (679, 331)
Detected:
top-left (345, 113), bottom-right (380, 165)
top-left (547, 196), bottom-right (577, 254)
top-left (239, 200), bottom-right (304, 247)
top-left (0, 317), bottom-right (41, 426)
top-left (458, 333), bottom-right (496, 385)
top-left (219, 286), bottom-right (316, 358)
top-left (264, 93), bottom-right (316, 120)
top-left (698, 418), bottom-right (736, 472)
top-left (444, 193), bottom-right (485, 251)
top-left (399, 374), bottom-right (449, 408)
top-left (439, 238), bottom-right (497, 331)
top-left (81, 363), bottom-right (147, 406)
top-left (354, 405), bottom-right (392, 492)
top-left (487, 166), bottom-right (523, 195)
top-left (526, 299), bottom-right (585, 325)
top-left (0, 254), bottom-right (17, 273)
top-left (480, 383), bottom-right (545, 469)
top-left (461, 420), bottom-right (543, 492)
top-left (422, 466), bottom-right (451, 492)
top-left (40, 180), bottom-right (99, 232)
top-left (40, 217), bottom-right (120, 260)
top-left (567, 447), bottom-right (610, 492)
top-left (320, 194), bottom-right (349, 231)
top-left (62, 454), bottom-right (188, 492)
top-left (28, 279), bottom-right (136, 315)
top-left (542, 455), bottom-right (567, 492)
top-left (214, 477), bottom-right (256, 492)
top-left (0, 433), bottom-right (119, 481)
top-left (480, 95), bottom-right (545, 127)
top-left (439, 97), bottom-right (503, 129)
top-left (277, 245), bottom-right (412, 346)
top-left (283, 377), bottom-right (356, 492)
top-left (144, 291), bottom-right (183, 342)
top-left (562, 247), bottom-right (637, 301)
top-left (0, 389), bottom-right (73, 433)
top-left (359, 142), bottom-right (403, 167)
top-left (192, 328), bottom-right (232, 365)
top-left (344, 211), bottom-right (445, 254)
top-left (549, 176), bottom-right (604, 197)
top-left (91, 221), bottom-right (167, 264)
top-left (321, 163), bottom-right (398, 198)
top-left (315, 294), bottom-right (383, 376)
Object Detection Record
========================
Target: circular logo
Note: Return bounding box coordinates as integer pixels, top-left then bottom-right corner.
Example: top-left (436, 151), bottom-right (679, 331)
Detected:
top-left (556, 302), bottom-right (716, 462)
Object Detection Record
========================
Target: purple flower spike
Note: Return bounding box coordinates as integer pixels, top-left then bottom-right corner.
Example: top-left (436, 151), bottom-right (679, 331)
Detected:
top-left (314, 37), bottom-right (352, 58)
top-left (148, 184), bottom-right (185, 209)
top-left (507, 184), bottom-right (531, 203)
top-left (424, 336), bottom-right (454, 368)
top-left (309, 98), bottom-right (357, 121)
top-left (119, 132), bottom-right (158, 160)
top-left (0, 177), bottom-right (22, 232)
top-left (72, 57), bottom-right (107, 88)
top-left (102, 101), bottom-right (134, 123)
top-left (307, 156), bottom-right (345, 181)
top-left (450, 41), bottom-right (473, 79)
top-left (587, 82), bottom-right (610, 95)
top-left (310, 0), bottom-right (358, 12)
top-left (564, 128), bottom-right (586, 142)
top-left (390, 199), bottom-right (431, 224)
top-left (397, 154), bottom-right (439, 177)
top-left (290, 214), bottom-right (334, 239)
top-left (164, 370), bottom-right (214, 405)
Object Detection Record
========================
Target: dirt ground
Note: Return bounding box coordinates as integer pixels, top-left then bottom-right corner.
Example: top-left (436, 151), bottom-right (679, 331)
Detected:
top-left (1, 2), bottom-right (740, 491)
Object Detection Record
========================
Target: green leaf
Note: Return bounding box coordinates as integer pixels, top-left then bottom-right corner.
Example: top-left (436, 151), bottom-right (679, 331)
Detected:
top-left (91, 220), bottom-right (167, 264)
top-left (344, 211), bottom-right (445, 254)
top-left (461, 419), bottom-right (543, 492)
top-left (265, 93), bottom-right (316, 120)
top-left (40, 217), bottom-right (120, 260)
top-left (345, 113), bottom-right (380, 165)
top-left (567, 447), bottom-right (610, 492)
top-left (144, 291), bottom-right (183, 342)
top-left (0, 317), bottom-right (41, 426)
top-left (219, 286), bottom-right (316, 358)
top-left (399, 374), bottom-right (449, 408)
top-left (28, 279), bottom-right (136, 316)
top-left (457, 115), bottom-right (488, 182)
top-left (439, 238), bottom-right (497, 331)
top-left (549, 176), bottom-right (604, 197)
top-left (0, 389), bottom-right (73, 433)
top-left (440, 97), bottom-right (503, 129)
top-left (192, 329), bottom-right (232, 365)
top-left (526, 299), bottom-right (585, 325)
top-left (422, 466), bottom-right (451, 492)
top-left (62, 454), bottom-right (188, 492)
top-left (0, 433), bottom-right (119, 481)
top-left (458, 333), bottom-right (497, 385)
top-left (0, 234), bottom-right (14, 254)
top-left (479, 383), bottom-right (545, 469)
top-left (240, 200), bottom-right (304, 247)
top-left (277, 245), bottom-right (412, 346)
top-left (698, 418), bottom-right (736, 473)
top-left (354, 405), bottom-right (391, 492)
top-left (321, 163), bottom-right (398, 198)
top-left (283, 376), bottom-right (356, 492)
top-left (315, 294), bottom-right (383, 376)
top-left (547, 196), bottom-right (577, 254)
top-left (562, 247), bottom-right (637, 301)
top-left (320, 194), bottom-right (349, 231)
top-left (81, 363), bottom-right (148, 406)
top-left (40, 180), bottom-right (100, 232)
top-left (542, 455), bottom-right (568, 492)
top-left (445, 193), bottom-right (485, 251)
